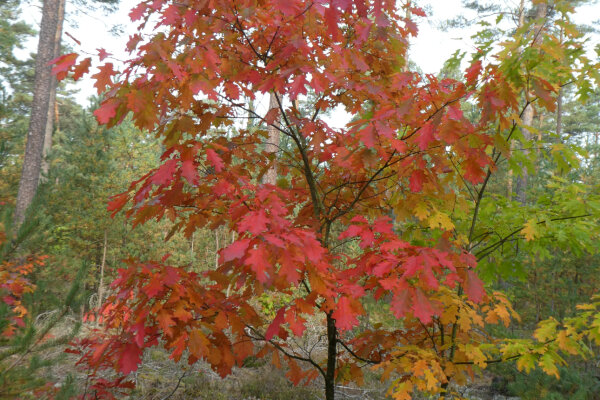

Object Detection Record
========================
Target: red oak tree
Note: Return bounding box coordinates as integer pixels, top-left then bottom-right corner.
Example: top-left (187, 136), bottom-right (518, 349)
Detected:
top-left (52, 0), bottom-right (599, 399)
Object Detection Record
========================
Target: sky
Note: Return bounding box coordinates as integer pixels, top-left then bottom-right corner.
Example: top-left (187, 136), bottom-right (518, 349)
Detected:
top-left (19, 0), bottom-right (470, 105)
top-left (17, 0), bottom-right (600, 119)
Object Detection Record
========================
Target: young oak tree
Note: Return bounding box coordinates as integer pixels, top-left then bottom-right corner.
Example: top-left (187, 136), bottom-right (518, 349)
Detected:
top-left (54, 0), bottom-right (600, 398)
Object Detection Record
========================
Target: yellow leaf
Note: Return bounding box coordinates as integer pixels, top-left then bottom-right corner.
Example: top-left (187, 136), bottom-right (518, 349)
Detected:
top-left (414, 203), bottom-right (430, 221)
top-left (539, 352), bottom-right (560, 379)
top-left (412, 359), bottom-right (428, 377)
top-left (464, 344), bottom-right (487, 368)
top-left (516, 353), bottom-right (535, 373)
top-left (390, 380), bottom-right (413, 400)
top-left (423, 368), bottom-right (438, 390)
top-left (428, 210), bottom-right (455, 231)
top-left (534, 318), bottom-right (558, 342)
top-left (522, 220), bottom-right (538, 241)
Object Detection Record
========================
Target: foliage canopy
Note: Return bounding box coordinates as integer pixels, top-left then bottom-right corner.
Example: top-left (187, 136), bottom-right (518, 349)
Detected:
top-left (49, 0), bottom-right (600, 399)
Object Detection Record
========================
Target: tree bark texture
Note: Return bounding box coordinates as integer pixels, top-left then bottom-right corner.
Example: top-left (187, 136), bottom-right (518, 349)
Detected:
top-left (41, 0), bottom-right (66, 178)
top-left (14, 0), bottom-right (63, 226)
top-left (514, 1), bottom-right (547, 204)
top-left (325, 313), bottom-right (337, 400)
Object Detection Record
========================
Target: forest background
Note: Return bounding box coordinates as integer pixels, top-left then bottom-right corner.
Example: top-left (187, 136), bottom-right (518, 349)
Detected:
top-left (1, 0), bottom-right (600, 399)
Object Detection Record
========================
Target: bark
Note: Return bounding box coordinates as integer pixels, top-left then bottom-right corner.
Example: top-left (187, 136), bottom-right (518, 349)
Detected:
top-left (14, 0), bottom-right (63, 226)
top-left (41, 0), bottom-right (66, 178)
top-left (514, 2), bottom-right (547, 204)
top-left (97, 229), bottom-right (108, 313)
top-left (508, 0), bottom-right (527, 201)
top-left (325, 313), bottom-right (337, 400)
top-left (515, 104), bottom-right (534, 204)
top-left (556, 24), bottom-right (564, 139)
top-left (264, 92), bottom-right (280, 185)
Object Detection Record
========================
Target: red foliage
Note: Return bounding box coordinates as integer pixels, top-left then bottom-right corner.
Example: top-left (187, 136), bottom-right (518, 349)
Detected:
top-left (57, 0), bottom-right (524, 397)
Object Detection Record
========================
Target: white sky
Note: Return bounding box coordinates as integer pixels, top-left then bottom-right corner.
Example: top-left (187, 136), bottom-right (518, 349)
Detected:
top-left (18, 0), bottom-right (600, 113)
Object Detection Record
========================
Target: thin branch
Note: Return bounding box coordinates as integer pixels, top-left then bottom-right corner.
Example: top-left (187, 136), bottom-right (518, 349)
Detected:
top-left (160, 370), bottom-right (187, 400)
top-left (476, 214), bottom-right (592, 261)
top-left (337, 337), bottom-right (380, 365)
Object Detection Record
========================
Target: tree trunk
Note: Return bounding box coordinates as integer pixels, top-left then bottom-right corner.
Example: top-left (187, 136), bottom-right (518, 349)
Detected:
top-left (264, 92), bottom-right (280, 185)
top-left (515, 104), bottom-right (533, 204)
top-left (556, 27), bottom-right (564, 139)
top-left (508, 0), bottom-right (526, 201)
top-left (325, 313), bottom-right (337, 400)
top-left (97, 229), bottom-right (108, 313)
top-left (14, 0), bottom-right (63, 226)
top-left (514, 1), bottom-right (547, 204)
top-left (41, 0), bottom-right (66, 179)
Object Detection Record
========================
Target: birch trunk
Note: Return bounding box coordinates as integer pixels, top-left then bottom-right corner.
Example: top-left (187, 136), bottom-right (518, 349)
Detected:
top-left (97, 229), bottom-right (108, 312)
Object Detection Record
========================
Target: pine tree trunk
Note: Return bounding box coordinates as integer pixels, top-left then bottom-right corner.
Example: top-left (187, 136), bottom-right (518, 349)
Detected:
top-left (515, 104), bottom-right (533, 204)
top-left (514, 1), bottom-right (547, 204)
top-left (556, 26), bottom-right (564, 139)
top-left (14, 0), bottom-right (63, 226)
top-left (508, 0), bottom-right (526, 201)
top-left (41, 0), bottom-right (66, 179)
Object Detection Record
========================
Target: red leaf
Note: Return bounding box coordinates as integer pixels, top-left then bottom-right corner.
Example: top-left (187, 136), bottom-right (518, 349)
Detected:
top-left (206, 148), bottom-right (225, 172)
top-left (279, 257), bottom-right (301, 283)
top-left (221, 239), bottom-right (250, 262)
top-left (119, 343), bottom-right (142, 374)
top-left (285, 308), bottom-right (306, 336)
top-left (390, 289), bottom-right (411, 318)
top-left (246, 246), bottom-right (270, 283)
top-left (142, 275), bottom-right (164, 298)
top-left (447, 105), bottom-right (463, 121)
top-left (301, 234), bottom-right (325, 264)
top-left (338, 224), bottom-right (363, 240)
top-left (333, 296), bottom-right (359, 331)
top-left (416, 123), bottom-right (435, 150)
top-left (265, 307), bottom-right (286, 340)
top-left (412, 289), bottom-right (435, 324)
top-left (289, 75), bottom-right (307, 100)
top-left (410, 6), bottom-right (427, 17)
top-left (532, 78), bottom-right (556, 111)
top-left (465, 269), bottom-right (485, 303)
top-left (151, 159), bottom-right (178, 186)
top-left (264, 107), bottom-right (279, 124)
top-left (93, 99), bottom-right (119, 124)
top-left (324, 5), bottom-right (339, 39)
top-left (276, 0), bottom-right (298, 16)
top-left (49, 53), bottom-right (78, 80)
top-left (463, 158), bottom-right (485, 184)
top-left (359, 125), bottom-right (376, 148)
top-left (402, 256), bottom-right (421, 278)
top-left (92, 63), bottom-right (116, 94)
top-left (465, 60), bottom-right (482, 85)
top-left (264, 234), bottom-right (285, 248)
top-left (409, 170), bottom-right (425, 192)
top-left (129, 3), bottom-right (147, 21)
top-left (181, 159), bottom-right (198, 185)
top-left (238, 210), bottom-right (268, 235)
top-left (97, 48), bottom-right (110, 61)
top-left (72, 57), bottom-right (92, 81)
